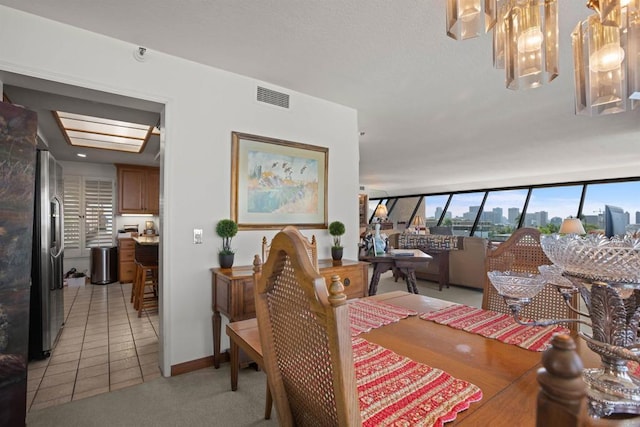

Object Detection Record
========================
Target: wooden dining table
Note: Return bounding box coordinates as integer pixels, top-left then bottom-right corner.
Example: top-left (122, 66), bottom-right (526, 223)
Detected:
top-left (227, 291), bottom-right (607, 426)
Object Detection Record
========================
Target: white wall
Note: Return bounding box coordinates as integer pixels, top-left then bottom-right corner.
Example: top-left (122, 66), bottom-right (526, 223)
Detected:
top-left (0, 7), bottom-right (360, 372)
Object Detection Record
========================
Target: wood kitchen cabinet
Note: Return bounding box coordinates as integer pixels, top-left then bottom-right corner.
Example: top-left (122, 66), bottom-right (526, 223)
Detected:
top-left (118, 238), bottom-right (136, 283)
top-left (116, 164), bottom-right (159, 215)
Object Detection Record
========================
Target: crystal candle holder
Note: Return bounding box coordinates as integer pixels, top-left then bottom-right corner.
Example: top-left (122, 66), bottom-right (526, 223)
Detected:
top-left (540, 233), bottom-right (640, 417)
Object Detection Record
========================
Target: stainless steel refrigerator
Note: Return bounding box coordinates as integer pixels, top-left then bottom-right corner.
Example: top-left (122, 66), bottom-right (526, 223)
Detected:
top-left (29, 150), bottom-right (64, 360)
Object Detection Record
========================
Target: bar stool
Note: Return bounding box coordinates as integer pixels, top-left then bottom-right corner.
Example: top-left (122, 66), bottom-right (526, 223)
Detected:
top-left (134, 261), bottom-right (158, 317)
top-left (129, 263), bottom-right (154, 307)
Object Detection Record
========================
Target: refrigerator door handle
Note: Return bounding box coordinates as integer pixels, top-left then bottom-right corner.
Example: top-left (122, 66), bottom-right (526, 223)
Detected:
top-left (50, 195), bottom-right (64, 290)
top-left (51, 240), bottom-right (63, 291)
top-left (49, 256), bottom-right (57, 291)
top-left (51, 248), bottom-right (63, 260)
top-left (51, 195), bottom-right (64, 257)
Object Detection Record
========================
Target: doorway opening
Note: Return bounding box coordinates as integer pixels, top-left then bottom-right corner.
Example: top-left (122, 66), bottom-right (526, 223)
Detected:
top-left (1, 71), bottom-right (166, 411)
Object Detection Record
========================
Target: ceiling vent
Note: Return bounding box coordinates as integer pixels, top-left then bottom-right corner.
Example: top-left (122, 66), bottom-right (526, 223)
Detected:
top-left (257, 86), bottom-right (289, 109)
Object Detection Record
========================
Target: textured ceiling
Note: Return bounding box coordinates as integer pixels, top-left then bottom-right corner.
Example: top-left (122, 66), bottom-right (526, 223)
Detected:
top-left (1, 1), bottom-right (639, 196)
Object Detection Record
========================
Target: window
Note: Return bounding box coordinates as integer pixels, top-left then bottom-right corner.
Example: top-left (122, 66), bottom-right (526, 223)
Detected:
top-left (474, 189), bottom-right (528, 240)
top-left (582, 181), bottom-right (640, 235)
top-left (64, 176), bottom-right (115, 257)
top-left (526, 185), bottom-right (583, 233)
top-left (443, 192), bottom-right (485, 236)
top-left (388, 197), bottom-right (420, 229)
top-left (368, 177), bottom-right (640, 241)
top-left (421, 195), bottom-right (451, 228)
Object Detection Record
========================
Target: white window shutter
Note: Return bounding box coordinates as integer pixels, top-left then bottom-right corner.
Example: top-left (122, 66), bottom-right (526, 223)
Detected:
top-left (84, 178), bottom-right (114, 249)
top-left (64, 176), bottom-right (114, 257)
top-left (63, 176), bottom-right (82, 255)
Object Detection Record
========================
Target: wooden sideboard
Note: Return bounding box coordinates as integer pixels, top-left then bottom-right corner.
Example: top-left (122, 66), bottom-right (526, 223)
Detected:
top-left (211, 259), bottom-right (369, 368)
top-left (316, 259), bottom-right (368, 300)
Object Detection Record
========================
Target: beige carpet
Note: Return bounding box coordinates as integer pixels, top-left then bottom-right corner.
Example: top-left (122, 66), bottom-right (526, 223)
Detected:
top-left (25, 273), bottom-right (483, 426)
top-left (26, 363), bottom-right (277, 427)
top-left (375, 270), bottom-right (484, 308)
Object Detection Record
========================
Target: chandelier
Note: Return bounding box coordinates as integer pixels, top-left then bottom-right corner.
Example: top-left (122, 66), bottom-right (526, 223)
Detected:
top-left (445, 0), bottom-right (640, 116)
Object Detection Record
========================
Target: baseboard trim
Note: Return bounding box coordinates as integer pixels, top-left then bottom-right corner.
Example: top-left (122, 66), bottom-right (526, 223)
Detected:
top-left (170, 352), bottom-right (230, 376)
top-left (219, 351), bottom-right (230, 365)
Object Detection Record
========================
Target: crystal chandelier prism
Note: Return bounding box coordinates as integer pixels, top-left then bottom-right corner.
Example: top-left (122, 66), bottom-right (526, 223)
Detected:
top-left (445, 0), bottom-right (640, 115)
top-left (503, 0), bottom-right (558, 89)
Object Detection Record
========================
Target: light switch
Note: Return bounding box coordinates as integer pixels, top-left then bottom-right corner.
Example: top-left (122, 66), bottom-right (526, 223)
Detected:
top-left (193, 228), bottom-right (203, 244)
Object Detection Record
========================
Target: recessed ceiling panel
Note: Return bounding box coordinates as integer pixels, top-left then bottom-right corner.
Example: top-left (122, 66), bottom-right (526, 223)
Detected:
top-left (54, 111), bottom-right (152, 153)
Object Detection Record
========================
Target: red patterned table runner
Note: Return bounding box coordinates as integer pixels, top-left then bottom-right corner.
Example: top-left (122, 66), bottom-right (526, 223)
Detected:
top-left (420, 304), bottom-right (569, 352)
top-left (349, 299), bottom-right (417, 336)
top-left (353, 337), bottom-right (482, 426)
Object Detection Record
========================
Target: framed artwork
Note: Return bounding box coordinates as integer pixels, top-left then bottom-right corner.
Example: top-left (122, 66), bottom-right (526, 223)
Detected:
top-left (231, 132), bottom-right (328, 230)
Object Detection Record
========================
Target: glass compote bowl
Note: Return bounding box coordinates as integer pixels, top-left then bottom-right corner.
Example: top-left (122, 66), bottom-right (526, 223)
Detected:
top-left (540, 233), bottom-right (640, 417)
top-left (487, 270), bottom-right (546, 305)
top-left (541, 233), bottom-right (640, 284)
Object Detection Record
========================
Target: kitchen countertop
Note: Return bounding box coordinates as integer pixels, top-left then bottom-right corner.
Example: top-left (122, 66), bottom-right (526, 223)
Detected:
top-left (133, 236), bottom-right (159, 245)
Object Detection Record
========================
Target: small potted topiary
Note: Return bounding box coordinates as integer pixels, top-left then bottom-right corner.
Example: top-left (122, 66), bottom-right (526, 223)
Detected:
top-left (216, 219), bottom-right (238, 268)
top-left (328, 221), bottom-right (346, 261)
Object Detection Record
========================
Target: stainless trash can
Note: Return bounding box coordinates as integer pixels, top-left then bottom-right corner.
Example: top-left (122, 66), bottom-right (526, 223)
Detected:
top-left (90, 246), bottom-right (118, 284)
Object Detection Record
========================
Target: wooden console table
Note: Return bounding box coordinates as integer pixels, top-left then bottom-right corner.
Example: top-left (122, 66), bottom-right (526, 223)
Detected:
top-left (420, 248), bottom-right (450, 291)
top-left (389, 247), bottom-right (451, 292)
top-left (361, 249), bottom-right (432, 295)
top-left (210, 258), bottom-right (368, 368)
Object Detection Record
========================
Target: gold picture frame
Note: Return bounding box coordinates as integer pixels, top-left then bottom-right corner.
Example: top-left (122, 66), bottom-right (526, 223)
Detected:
top-left (231, 132), bottom-right (328, 230)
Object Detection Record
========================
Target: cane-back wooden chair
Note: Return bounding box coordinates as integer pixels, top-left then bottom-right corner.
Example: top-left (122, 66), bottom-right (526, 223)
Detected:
top-left (262, 226), bottom-right (318, 271)
top-left (483, 227), bottom-right (579, 334)
top-left (254, 226), bottom-right (361, 426)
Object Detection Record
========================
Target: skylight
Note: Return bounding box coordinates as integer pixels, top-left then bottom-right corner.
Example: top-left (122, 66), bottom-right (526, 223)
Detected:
top-left (54, 111), bottom-right (153, 153)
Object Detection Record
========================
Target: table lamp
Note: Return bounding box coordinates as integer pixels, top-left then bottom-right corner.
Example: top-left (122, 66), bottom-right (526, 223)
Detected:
top-left (374, 204), bottom-right (388, 221)
top-left (373, 204), bottom-right (388, 229)
top-left (559, 217), bottom-right (585, 235)
top-left (373, 204), bottom-right (388, 255)
top-left (412, 215), bottom-right (424, 233)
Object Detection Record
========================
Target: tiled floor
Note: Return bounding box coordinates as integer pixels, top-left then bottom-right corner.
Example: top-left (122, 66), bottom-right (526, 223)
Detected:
top-left (26, 281), bottom-right (160, 411)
